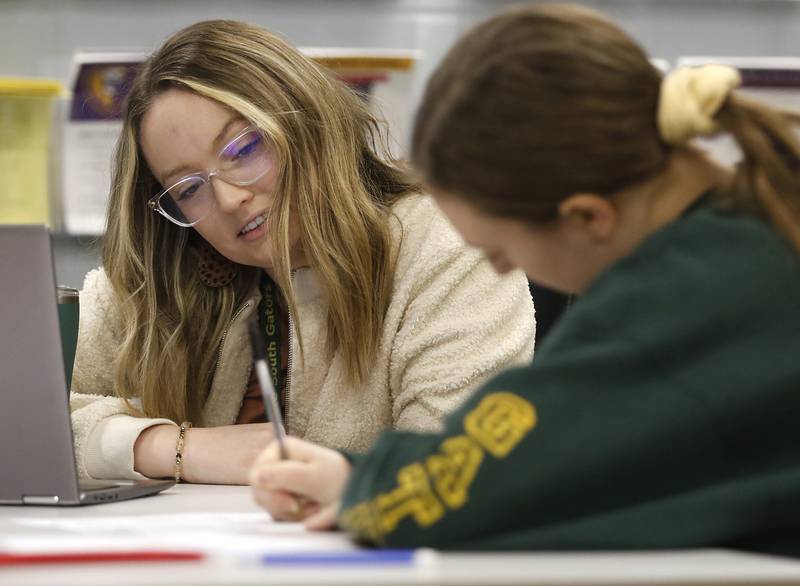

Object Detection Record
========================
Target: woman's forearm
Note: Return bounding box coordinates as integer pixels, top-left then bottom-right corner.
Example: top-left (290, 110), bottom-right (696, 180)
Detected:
top-left (133, 424), bottom-right (179, 479)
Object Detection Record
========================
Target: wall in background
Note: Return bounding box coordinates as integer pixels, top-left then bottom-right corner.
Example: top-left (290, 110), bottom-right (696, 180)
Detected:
top-left (51, 233), bottom-right (103, 288)
top-left (3, 0), bottom-right (800, 285)
top-left (5, 1), bottom-right (800, 115)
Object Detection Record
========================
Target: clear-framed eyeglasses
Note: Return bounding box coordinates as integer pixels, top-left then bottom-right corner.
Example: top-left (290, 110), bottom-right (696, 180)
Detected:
top-left (147, 126), bottom-right (273, 227)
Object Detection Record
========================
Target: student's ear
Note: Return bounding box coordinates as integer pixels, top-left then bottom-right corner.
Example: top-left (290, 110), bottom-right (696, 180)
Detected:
top-left (557, 193), bottom-right (618, 241)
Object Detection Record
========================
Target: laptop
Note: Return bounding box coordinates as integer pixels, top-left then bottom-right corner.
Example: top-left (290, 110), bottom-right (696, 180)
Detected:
top-left (0, 225), bottom-right (174, 505)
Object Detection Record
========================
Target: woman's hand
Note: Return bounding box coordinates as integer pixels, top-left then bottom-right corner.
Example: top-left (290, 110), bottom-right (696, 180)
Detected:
top-left (134, 423), bottom-right (275, 485)
top-left (249, 437), bottom-right (352, 530)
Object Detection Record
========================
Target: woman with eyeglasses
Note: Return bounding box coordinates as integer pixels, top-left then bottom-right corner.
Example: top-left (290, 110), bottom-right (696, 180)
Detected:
top-left (69, 20), bottom-right (535, 485)
top-left (250, 5), bottom-right (800, 554)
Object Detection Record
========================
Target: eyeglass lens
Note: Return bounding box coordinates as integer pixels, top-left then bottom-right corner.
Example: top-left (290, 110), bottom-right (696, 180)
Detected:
top-left (159, 129), bottom-right (271, 225)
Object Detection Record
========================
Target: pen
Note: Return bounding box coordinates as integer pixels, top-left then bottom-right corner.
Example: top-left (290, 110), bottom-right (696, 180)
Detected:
top-left (248, 317), bottom-right (289, 459)
top-left (0, 551), bottom-right (204, 566)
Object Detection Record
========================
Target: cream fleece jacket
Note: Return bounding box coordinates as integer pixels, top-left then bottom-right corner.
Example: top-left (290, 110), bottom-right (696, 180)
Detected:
top-left (70, 195), bottom-right (536, 481)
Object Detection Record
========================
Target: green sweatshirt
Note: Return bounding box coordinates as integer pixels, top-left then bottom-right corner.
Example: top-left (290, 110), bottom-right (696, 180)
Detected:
top-left (339, 202), bottom-right (800, 556)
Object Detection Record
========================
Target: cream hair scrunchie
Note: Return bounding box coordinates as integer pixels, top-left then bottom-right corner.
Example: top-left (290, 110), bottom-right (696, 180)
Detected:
top-left (657, 64), bottom-right (742, 145)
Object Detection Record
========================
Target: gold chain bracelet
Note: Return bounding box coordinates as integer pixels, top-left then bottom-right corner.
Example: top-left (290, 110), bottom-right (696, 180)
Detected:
top-left (174, 421), bottom-right (193, 483)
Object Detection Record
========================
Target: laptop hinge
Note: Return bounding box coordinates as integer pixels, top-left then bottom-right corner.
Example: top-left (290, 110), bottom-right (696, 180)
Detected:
top-left (22, 495), bottom-right (61, 505)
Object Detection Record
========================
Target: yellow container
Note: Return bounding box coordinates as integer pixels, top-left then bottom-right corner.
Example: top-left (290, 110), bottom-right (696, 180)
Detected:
top-left (0, 79), bottom-right (63, 225)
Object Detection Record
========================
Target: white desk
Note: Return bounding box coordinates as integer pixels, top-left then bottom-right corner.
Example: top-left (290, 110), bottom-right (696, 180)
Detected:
top-left (2, 484), bottom-right (800, 586)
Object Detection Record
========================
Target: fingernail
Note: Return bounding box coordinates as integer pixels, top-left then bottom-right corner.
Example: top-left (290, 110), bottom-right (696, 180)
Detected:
top-left (289, 498), bottom-right (300, 515)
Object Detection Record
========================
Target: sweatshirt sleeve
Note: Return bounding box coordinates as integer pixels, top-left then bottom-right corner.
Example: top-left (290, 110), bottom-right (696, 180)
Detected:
top-left (338, 311), bottom-right (732, 550)
top-left (70, 269), bottom-right (175, 481)
top-left (387, 197), bottom-right (536, 434)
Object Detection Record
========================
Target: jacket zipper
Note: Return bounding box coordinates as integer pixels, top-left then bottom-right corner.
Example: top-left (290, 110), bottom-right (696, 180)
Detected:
top-left (283, 269), bottom-right (297, 430)
top-left (218, 276), bottom-right (294, 429)
top-left (284, 309), bottom-right (294, 429)
top-left (213, 300), bottom-right (253, 380)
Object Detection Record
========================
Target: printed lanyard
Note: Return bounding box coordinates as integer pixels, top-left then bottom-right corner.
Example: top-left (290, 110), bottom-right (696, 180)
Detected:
top-left (258, 276), bottom-right (282, 398)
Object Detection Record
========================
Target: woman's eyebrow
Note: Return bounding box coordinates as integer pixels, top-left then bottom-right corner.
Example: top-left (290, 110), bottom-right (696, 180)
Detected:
top-left (161, 116), bottom-right (242, 183)
top-left (213, 116), bottom-right (242, 150)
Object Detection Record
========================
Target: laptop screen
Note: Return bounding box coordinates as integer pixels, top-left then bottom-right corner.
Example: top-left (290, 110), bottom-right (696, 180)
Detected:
top-left (0, 225), bottom-right (82, 504)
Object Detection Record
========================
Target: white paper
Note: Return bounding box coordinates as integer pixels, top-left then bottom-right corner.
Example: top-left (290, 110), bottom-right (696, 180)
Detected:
top-left (62, 120), bottom-right (119, 234)
top-left (2, 512), bottom-right (358, 556)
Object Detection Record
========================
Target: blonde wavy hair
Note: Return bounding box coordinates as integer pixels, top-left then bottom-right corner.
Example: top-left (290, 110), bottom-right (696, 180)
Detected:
top-left (104, 20), bottom-right (419, 423)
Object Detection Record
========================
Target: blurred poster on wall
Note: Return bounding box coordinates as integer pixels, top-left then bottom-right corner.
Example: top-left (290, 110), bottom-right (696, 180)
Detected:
top-left (60, 48), bottom-right (418, 235)
top-left (305, 48), bottom-right (420, 156)
top-left (62, 52), bottom-right (143, 235)
top-left (0, 79), bottom-right (62, 226)
top-left (676, 57), bottom-right (800, 166)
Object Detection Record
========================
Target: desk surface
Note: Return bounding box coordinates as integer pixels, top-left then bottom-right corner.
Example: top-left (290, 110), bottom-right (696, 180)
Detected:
top-left (2, 484), bottom-right (800, 586)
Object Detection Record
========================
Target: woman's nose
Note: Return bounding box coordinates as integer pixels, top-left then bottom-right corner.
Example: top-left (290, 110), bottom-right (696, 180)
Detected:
top-left (211, 176), bottom-right (253, 212)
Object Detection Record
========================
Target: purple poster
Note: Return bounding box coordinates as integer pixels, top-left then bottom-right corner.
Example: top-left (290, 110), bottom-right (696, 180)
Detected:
top-left (70, 62), bottom-right (141, 121)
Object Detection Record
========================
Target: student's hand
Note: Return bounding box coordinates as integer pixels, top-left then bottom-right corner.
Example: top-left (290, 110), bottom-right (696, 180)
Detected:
top-left (134, 423), bottom-right (275, 485)
top-left (249, 437), bottom-right (352, 530)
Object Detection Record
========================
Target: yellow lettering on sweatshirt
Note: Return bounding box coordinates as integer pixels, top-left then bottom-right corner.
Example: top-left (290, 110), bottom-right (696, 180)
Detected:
top-left (376, 462), bottom-right (445, 532)
top-left (465, 392), bottom-right (537, 457)
top-left (426, 435), bottom-right (484, 509)
top-left (340, 392), bottom-right (536, 541)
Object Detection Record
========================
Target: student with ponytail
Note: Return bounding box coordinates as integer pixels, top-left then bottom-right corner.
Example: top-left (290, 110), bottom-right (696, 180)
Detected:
top-left (250, 4), bottom-right (800, 555)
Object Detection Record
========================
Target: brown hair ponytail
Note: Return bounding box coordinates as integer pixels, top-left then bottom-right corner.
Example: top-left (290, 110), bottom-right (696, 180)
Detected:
top-left (715, 95), bottom-right (800, 253)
